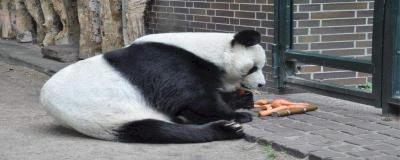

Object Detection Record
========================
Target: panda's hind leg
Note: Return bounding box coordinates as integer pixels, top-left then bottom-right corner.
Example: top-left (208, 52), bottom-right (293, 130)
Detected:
top-left (114, 119), bottom-right (244, 143)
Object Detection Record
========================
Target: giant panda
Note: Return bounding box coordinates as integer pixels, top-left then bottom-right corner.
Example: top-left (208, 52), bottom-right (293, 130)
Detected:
top-left (40, 30), bottom-right (266, 143)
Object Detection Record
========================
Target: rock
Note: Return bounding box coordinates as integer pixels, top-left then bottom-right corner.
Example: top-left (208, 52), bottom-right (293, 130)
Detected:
top-left (122, 0), bottom-right (147, 45)
top-left (40, 0), bottom-right (60, 46)
top-left (100, 0), bottom-right (123, 52)
top-left (15, 0), bottom-right (34, 43)
top-left (25, 0), bottom-right (45, 44)
top-left (65, 0), bottom-right (80, 46)
top-left (1, 0), bottom-right (16, 39)
top-left (77, 0), bottom-right (102, 59)
top-left (41, 45), bottom-right (79, 62)
top-left (15, 31), bottom-right (33, 42)
top-left (51, 0), bottom-right (79, 45)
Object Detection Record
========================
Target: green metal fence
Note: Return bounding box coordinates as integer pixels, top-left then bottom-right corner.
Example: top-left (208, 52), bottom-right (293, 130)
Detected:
top-left (273, 0), bottom-right (400, 116)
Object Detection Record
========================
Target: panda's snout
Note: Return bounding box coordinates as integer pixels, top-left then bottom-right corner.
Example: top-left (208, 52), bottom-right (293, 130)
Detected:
top-left (258, 83), bottom-right (265, 88)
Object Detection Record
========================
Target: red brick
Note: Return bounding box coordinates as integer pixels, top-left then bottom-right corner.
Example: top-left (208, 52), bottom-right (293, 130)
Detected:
top-left (322, 18), bottom-right (366, 26)
top-left (211, 3), bottom-right (230, 10)
top-left (323, 3), bottom-right (368, 10)
top-left (311, 26), bottom-right (354, 34)
top-left (240, 4), bottom-right (261, 11)
top-left (235, 11), bottom-right (255, 18)
top-left (311, 42), bottom-right (354, 50)
top-left (311, 11), bottom-right (355, 19)
top-left (321, 34), bottom-right (365, 42)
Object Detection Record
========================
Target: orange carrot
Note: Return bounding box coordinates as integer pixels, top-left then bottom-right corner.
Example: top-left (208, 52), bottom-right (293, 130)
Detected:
top-left (265, 104), bottom-right (273, 110)
top-left (255, 99), bottom-right (269, 105)
top-left (271, 98), bottom-right (309, 108)
top-left (286, 104), bottom-right (310, 109)
top-left (254, 104), bottom-right (272, 110)
top-left (259, 105), bottom-right (288, 116)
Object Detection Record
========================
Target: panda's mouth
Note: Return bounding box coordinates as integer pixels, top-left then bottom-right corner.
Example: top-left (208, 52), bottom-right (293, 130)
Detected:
top-left (240, 84), bottom-right (251, 89)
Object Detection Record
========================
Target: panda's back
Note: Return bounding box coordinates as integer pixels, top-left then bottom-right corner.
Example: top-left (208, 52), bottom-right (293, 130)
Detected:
top-left (40, 55), bottom-right (170, 140)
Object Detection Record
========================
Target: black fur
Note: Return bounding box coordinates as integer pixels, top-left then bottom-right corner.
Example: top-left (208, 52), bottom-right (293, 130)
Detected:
top-left (221, 90), bottom-right (254, 110)
top-left (104, 42), bottom-right (252, 143)
top-left (115, 119), bottom-right (244, 143)
top-left (232, 30), bottom-right (261, 47)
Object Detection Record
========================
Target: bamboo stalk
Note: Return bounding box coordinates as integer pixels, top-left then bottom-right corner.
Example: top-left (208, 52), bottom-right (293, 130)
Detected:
top-left (271, 105), bottom-right (318, 117)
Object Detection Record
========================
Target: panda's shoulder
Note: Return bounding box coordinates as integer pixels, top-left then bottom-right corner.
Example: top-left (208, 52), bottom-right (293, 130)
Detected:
top-left (133, 33), bottom-right (233, 46)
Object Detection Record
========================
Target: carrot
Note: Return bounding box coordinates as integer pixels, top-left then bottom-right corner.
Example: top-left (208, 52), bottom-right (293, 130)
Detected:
top-left (254, 104), bottom-right (264, 108)
top-left (265, 104), bottom-right (273, 110)
top-left (286, 104), bottom-right (310, 109)
top-left (255, 99), bottom-right (269, 105)
top-left (254, 104), bottom-right (272, 110)
top-left (258, 105), bottom-right (288, 116)
top-left (271, 98), bottom-right (309, 108)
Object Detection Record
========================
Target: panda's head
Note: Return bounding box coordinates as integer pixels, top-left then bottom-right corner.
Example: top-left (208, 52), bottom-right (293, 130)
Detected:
top-left (221, 30), bottom-right (266, 91)
top-left (133, 30), bottom-right (266, 92)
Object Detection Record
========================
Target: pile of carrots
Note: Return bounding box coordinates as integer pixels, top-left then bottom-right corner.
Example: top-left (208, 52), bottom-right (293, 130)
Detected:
top-left (254, 98), bottom-right (317, 117)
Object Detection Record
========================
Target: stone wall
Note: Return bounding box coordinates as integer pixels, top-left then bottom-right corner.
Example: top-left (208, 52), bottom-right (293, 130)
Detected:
top-left (0, 0), bottom-right (148, 61)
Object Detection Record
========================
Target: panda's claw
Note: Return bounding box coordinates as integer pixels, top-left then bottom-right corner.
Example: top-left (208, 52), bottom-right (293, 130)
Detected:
top-left (235, 128), bottom-right (244, 133)
top-left (231, 123), bottom-right (242, 129)
top-left (208, 120), bottom-right (245, 139)
top-left (224, 121), bottom-right (236, 126)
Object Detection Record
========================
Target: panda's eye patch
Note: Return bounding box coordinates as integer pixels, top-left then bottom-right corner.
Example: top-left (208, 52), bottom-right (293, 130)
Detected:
top-left (247, 66), bottom-right (258, 75)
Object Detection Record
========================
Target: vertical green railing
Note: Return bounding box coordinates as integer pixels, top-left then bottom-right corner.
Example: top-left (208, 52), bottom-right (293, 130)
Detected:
top-left (394, 2), bottom-right (400, 98)
top-left (382, 0), bottom-right (400, 116)
top-left (273, 0), bottom-right (400, 115)
top-left (273, 0), bottom-right (292, 91)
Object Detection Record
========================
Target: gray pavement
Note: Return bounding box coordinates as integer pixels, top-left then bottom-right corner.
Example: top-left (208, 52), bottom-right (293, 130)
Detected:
top-left (0, 40), bottom-right (68, 76)
top-left (245, 93), bottom-right (400, 160)
top-left (0, 61), bottom-right (297, 160)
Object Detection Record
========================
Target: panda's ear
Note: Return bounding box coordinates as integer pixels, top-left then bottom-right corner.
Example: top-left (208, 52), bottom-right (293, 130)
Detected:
top-left (232, 30), bottom-right (261, 47)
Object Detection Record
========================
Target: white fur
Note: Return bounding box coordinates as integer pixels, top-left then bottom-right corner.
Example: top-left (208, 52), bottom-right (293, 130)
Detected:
top-left (135, 32), bottom-right (266, 91)
top-left (40, 55), bottom-right (170, 140)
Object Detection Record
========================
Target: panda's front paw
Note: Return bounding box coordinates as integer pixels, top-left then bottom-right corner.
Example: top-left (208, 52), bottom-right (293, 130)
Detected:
top-left (233, 112), bottom-right (253, 123)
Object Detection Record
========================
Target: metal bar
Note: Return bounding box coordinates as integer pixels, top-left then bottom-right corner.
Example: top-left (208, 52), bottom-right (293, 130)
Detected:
top-left (273, 0), bottom-right (283, 89)
top-left (382, 0), bottom-right (400, 116)
top-left (394, 3), bottom-right (400, 102)
top-left (388, 98), bottom-right (400, 107)
top-left (273, 0), bottom-right (292, 90)
top-left (371, 0), bottom-right (386, 108)
top-left (285, 50), bottom-right (374, 73)
top-left (274, 0), bottom-right (382, 109)
top-left (286, 76), bottom-right (376, 106)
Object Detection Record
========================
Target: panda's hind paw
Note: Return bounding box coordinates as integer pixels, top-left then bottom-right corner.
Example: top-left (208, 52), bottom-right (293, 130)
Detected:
top-left (207, 120), bottom-right (245, 139)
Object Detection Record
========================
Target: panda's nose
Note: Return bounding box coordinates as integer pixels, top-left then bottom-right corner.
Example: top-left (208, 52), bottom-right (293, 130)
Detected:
top-left (258, 83), bottom-right (264, 87)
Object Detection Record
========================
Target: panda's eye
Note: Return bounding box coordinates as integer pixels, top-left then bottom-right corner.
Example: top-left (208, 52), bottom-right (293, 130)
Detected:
top-left (246, 66), bottom-right (258, 75)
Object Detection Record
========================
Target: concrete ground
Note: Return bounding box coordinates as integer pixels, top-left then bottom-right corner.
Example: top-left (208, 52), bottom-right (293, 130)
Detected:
top-left (2, 40), bottom-right (400, 160)
top-left (0, 61), bottom-right (297, 160)
top-left (244, 93), bottom-right (400, 160)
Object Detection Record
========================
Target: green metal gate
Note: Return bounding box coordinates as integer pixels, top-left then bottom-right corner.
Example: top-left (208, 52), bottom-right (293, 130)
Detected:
top-left (273, 0), bottom-right (400, 116)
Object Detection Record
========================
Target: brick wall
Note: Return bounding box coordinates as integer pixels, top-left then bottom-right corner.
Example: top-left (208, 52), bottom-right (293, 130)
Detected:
top-left (145, 0), bottom-right (374, 90)
top-left (146, 0), bottom-right (275, 90)
top-left (293, 0), bottom-right (374, 87)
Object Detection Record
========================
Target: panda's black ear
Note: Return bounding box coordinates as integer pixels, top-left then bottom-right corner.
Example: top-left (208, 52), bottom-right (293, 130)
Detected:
top-left (232, 30), bottom-right (261, 47)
